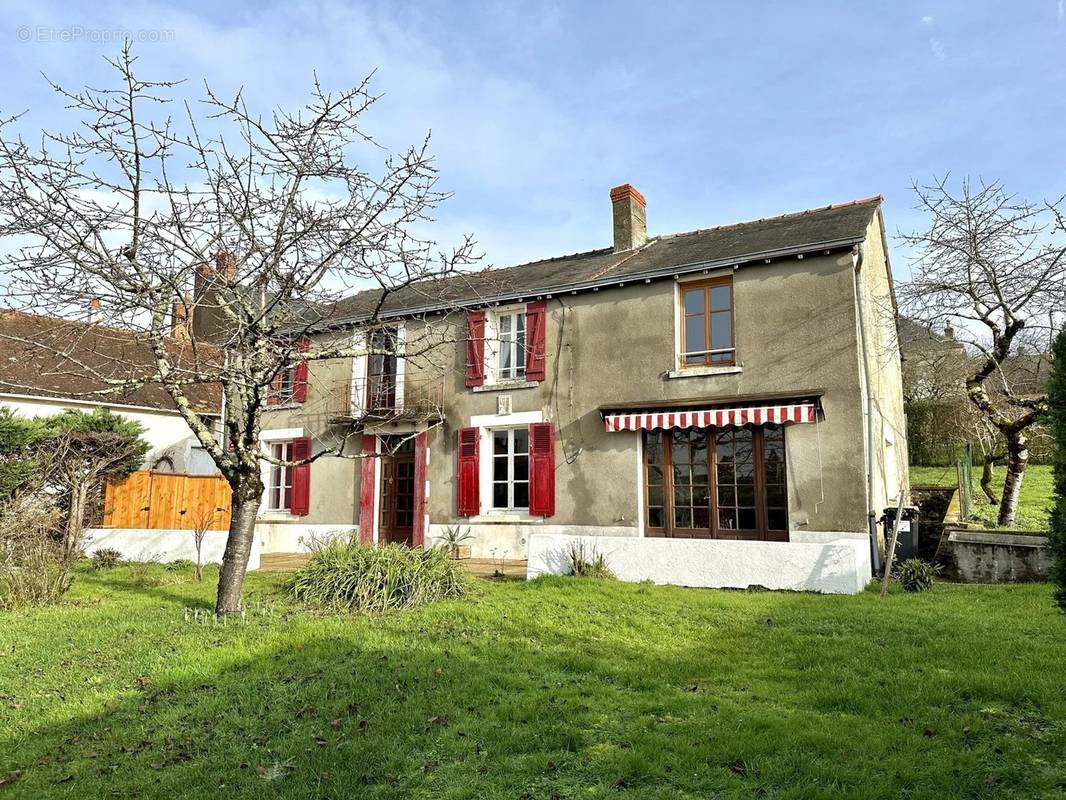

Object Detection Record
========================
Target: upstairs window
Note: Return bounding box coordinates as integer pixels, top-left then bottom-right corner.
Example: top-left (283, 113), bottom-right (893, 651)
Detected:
top-left (680, 277), bottom-right (735, 366)
top-left (494, 309), bottom-right (526, 382)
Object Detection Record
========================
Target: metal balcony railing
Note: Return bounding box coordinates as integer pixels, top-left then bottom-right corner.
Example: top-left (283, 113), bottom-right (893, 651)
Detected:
top-left (328, 374), bottom-right (446, 422)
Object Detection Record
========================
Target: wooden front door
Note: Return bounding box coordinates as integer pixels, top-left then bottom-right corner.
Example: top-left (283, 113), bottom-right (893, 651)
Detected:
top-left (379, 436), bottom-right (416, 545)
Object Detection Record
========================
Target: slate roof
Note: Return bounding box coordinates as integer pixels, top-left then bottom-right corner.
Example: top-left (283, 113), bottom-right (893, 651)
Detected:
top-left (0, 310), bottom-right (221, 413)
top-left (326, 196), bottom-right (882, 323)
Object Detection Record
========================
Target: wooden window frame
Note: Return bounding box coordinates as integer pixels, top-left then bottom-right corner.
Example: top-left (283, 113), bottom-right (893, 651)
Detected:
top-left (267, 440), bottom-right (294, 511)
top-left (642, 425), bottom-right (788, 542)
top-left (493, 309), bottom-right (527, 382)
top-left (678, 276), bottom-right (736, 368)
top-left (490, 427), bottom-right (530, 511)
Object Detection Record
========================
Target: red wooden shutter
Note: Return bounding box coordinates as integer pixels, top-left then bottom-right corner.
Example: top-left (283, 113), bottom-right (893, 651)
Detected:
top-left (358, 434), bottom-right (376, 543)
top-left (528, 422), bottom-right (555, 517)
top-left (412, 431), bottom-right (428, 548)
top-left (465, 311), bottom-right (486, 387)
top-left (525, 301), bottom-right (546, 382)
top-left (456, 427), bottom-right (480, 516)
top-left (292, 336), bottom-right (310, 403)
top-left (290, 436), bottom-right (311, 516)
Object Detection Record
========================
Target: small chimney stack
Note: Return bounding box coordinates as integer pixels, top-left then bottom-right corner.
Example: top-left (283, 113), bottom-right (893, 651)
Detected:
top-left (215, 251), bottom-right (237, 283)
top-left (170, 294), bottom-right (191, 340)
top-left (944, 322), bottom-right (955, 341)
top-left (610, 184), bottom-right (647, 252)
top-left (88, 297), bottom-right (101, 322)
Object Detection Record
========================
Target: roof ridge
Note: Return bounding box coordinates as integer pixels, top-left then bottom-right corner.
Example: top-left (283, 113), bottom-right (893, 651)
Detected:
top-left (655, 195), bottom-right (883, 243)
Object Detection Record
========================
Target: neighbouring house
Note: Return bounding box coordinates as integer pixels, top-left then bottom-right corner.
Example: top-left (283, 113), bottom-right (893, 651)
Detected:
top-left (254, 185), bottom-right (908, 593)
top-left (0, 309), bottom-right (222, 474)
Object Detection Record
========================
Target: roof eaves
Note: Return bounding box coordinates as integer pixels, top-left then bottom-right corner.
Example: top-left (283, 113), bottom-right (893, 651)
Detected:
top-left (320, 234), bottom-right (866, 328)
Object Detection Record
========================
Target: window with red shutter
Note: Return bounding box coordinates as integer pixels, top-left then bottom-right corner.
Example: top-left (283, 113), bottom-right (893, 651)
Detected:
top-left (524, 301), bottom-right (546, 381)
top-left (456, 427), bottom-right (480, 516)
top-left (528, 422), bottom-right (555, 517)
top-left (292, 336), bottom-right (310, 403)
top-left (465, 311), bottom-right (486, 387)
top-left (290, 436), bottom-right (311, 516)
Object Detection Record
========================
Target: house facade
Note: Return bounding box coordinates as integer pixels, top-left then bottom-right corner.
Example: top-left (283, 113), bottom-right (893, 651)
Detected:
top-left (256, 186), bottom-right (908, 589)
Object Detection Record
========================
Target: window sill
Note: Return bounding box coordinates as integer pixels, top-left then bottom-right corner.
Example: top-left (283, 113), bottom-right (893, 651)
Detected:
top-left (666, 365), bottom-right (742, 379)
top-left (264, 402), bottom-right (303, 411)
top-left (258, 511), bottom-right (298, 521)
top-left (472, 380), bottom-right (539, 393)
top-left (469, 511), bottom-right (539, 523)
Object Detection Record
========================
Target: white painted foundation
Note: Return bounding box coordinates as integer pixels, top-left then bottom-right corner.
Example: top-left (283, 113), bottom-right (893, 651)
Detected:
top-left (255, 522), bottom-right (356, 554)
top-left (83, 528), bottom-right (260, 571)
top-left (427, 523), bottom-right (637, 559)
top-left (526, 533), bottom-right (872, 594)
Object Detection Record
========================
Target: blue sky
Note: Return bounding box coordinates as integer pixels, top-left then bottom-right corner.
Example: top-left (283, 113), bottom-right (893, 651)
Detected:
top-left (2, 1), bottom-right (1064, 279)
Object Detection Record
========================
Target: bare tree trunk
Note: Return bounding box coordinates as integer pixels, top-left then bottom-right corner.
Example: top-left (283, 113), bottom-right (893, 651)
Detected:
top-left (997, 431), bottom-right (1028, 527)
top-left (215, 474), bottom-right (263, 615)
top-left (63, 481), bottom-right (89, 565)
top-left (980, 456), bottom-right (999, 505)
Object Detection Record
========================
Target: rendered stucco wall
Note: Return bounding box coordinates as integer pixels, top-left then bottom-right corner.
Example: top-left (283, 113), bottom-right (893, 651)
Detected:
top-left (83, 527), bottom-right (260, 571)
top-left (527, 533), bottom-right (872, 594)
top-left (418, 250), bottom-right (870, 537)
top-left (0, 395), bottom-right (215, 474)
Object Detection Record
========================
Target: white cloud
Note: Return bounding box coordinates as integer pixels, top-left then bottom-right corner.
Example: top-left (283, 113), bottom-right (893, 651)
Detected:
top-left (1059, 0), bottom-right (1064, 23)
top-left (929, 38), bottom-right (946, 60)
top-left (4, 0), bottom-right (626, 272)
top-left (921, 15), bottom-right (935, 25)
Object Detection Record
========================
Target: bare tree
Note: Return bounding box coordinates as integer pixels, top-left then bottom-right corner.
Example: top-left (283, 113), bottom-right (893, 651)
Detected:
top-left (189, 508), bottom-right (214, 582)
top-left (900, 177), bottom-right (1066, 526)
top-left (0, 45), bottom-right (477, 613)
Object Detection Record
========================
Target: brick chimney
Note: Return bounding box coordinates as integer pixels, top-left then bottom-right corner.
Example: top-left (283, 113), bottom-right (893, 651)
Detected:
top-left (190, 251), bottom-right (238, 344)
top-left (88, 297), bottom-right (101, 322)
top-left (170, 294), bottom-right (191, 340)
top-left (610, 184), bottom-right (647, 252)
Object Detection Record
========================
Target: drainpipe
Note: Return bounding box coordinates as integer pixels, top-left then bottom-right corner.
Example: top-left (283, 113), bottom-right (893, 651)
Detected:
top-left (852, 243), bottom-right (883, 575)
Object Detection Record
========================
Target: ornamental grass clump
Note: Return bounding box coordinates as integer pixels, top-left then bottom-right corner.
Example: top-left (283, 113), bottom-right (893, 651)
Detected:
top-left (290, 536), bottom-right (466, 612)
top-left (895, 558), bottom-right (940, 593)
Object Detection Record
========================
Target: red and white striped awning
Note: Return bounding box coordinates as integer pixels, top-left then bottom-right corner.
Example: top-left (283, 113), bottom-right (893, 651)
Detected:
top-left (604, 402), bottom-right (816, 433)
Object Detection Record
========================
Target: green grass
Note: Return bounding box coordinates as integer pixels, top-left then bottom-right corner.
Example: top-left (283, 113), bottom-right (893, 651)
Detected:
top-left (911, 463), bottom-right (1054, 531)
top-left (1, 566), bottom-right (1065, 799)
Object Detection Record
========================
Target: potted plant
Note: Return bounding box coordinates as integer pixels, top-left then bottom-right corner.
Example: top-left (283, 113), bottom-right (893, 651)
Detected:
top-left (439, 525), bottom-right (473, 560)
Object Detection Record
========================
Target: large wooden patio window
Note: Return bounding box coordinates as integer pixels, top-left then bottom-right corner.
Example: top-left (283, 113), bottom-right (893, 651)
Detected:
top-left (644, 425), bottom-right (788, 541)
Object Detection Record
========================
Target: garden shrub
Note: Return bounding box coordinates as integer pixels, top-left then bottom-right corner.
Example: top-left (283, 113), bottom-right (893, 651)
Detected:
top-left (895, 558), bottom-right (940, 592)
top-left (290, 536), bottom-right (466, 611)
top-left (565, 540), bottom-right (616, 580)
top-left (164, 558), bottom-right (196, 572)
top-left (0, 498), bottom-right (72, 609)
top-left (1049, 326), bottom-right (1066, 612)
top-left (90, 548), bottom-right (123, 570)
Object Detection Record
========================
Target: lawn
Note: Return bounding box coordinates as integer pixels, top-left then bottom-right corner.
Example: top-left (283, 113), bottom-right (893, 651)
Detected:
top-left (2, 567), bottom-right (1065, 799)
top-left (911, 463), bottom-right (1055, 531)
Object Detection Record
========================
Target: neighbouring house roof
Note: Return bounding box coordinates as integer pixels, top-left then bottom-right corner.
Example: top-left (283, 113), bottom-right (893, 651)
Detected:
top-left (324, 196), bottom-right (883, 324)
top-left (896, 317), bottom-right (966, 354)
top-left (0, 310), bottom-right (221, 414)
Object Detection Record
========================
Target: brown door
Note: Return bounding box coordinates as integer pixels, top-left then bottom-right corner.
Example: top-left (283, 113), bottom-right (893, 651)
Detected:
top-left (379, 436), bottom-right (415, 545)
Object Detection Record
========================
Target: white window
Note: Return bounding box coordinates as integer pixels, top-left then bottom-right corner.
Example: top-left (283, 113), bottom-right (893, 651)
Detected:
top-left (491, 427), bottom-right (529, 510)
top-left (492, 309), bottom-right (526, 382)
top-left (267, 441), bottom-right (293, 511)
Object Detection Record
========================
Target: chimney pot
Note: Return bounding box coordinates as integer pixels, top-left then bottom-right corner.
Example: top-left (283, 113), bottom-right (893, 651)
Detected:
top-left (610, 184), bottom-right (647, 252)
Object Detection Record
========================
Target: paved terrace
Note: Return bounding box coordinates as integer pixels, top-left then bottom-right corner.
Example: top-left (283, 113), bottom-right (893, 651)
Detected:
top-left (259, 552), bottom-right (528, 580)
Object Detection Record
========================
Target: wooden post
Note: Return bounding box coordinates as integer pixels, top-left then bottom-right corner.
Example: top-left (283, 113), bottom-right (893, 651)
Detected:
top-left (879, 494), bottom-right (906, 599)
